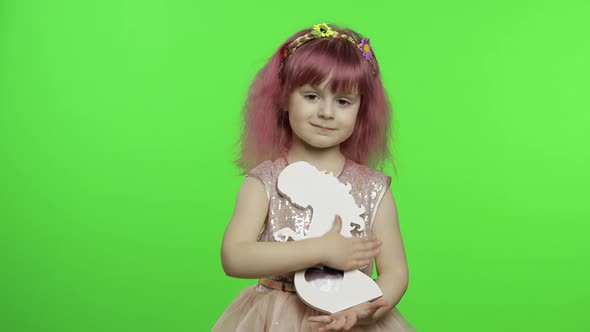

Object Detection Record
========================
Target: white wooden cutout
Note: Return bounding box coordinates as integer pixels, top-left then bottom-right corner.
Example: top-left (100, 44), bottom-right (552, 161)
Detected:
top-left (274, 161), bottom-right (383, 313)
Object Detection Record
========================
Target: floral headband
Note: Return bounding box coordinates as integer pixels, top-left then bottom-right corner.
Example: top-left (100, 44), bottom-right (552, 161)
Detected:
top-left (280, 23), bottom-right (376, 74)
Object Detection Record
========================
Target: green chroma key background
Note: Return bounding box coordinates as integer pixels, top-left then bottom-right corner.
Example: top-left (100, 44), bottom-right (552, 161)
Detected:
top-left (1, 0), bottom-right (589, 331)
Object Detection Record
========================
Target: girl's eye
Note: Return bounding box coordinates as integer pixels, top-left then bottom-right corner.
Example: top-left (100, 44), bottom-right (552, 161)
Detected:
top-left (337, 99), bottom-right (351, 106)
top-left (304, 94), bottom-right (319, 101)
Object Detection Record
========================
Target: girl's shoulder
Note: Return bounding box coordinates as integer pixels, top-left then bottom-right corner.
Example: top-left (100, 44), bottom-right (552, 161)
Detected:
top-left (247, 158), bottom-right (286, 179)
top-left (245, 159), bottom-right (287, 197)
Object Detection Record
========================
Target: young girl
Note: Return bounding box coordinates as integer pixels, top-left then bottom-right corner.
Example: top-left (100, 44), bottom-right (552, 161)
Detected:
top-left (214, 23), bottom-right (415, 331)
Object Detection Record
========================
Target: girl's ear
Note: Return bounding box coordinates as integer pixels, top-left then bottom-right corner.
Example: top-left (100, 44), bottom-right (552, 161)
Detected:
top-left (280, 96), bottom-right (289, 113)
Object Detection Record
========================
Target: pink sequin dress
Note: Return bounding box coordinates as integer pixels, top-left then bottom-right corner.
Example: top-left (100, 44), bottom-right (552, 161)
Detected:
top-left (213, 158), bottom-right (416, 331)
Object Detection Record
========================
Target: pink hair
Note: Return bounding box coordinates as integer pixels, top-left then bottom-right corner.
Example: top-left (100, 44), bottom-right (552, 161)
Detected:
top-left (236, 25), bottom-right (395, 174)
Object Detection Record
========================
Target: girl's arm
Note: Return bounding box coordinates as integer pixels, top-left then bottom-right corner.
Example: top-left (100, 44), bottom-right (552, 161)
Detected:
top-left (221, 177), bottom-right (381, 279)
top-left (307, 187), bottom-right (409, 330)
top-left (371, 187), bottom-right (410, 320)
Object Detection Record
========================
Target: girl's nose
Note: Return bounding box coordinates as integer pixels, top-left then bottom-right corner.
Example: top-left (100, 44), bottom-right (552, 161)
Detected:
top-left (318, 103), bottom-right (335, 119)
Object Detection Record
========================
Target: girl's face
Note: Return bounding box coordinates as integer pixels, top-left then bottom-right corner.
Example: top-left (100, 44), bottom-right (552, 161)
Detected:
top-left (287, 80), bottom-right (360, 150)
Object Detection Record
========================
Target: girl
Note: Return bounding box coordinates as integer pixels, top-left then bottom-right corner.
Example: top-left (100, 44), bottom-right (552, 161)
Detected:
top-left (214, 23), bottom-right (415, 331)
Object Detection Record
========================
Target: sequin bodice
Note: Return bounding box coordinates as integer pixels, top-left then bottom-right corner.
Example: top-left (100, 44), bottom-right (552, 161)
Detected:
top-left (247, 158), bottom-right (391, 283)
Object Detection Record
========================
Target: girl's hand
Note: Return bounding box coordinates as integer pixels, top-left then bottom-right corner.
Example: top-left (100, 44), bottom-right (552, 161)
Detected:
top-left (319, 215), bottom-right (382, 271)
top-left (308, 299), bottom-right (389, 331)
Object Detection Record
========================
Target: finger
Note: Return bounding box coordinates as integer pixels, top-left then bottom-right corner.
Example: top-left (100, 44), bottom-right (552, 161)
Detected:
top-left (347, 259), bottom-right (371, 270)
top-left (370, 246), bottom-right (382, 258)
top-left (355, 245), bottom-right (380, 258)
top-left (330, 316), bottom-right (347, 330)
top-left (308, 315), bottom-right (332, 323)
top-left (351, 251), bottom-right (377, 264)
top-left (371, 298), bottom-right (388, 309)
top-left (343, 312), bottom-right (357, 330)
top-left (331, 215), bottom-right (342, 231)
top-left (342, 258), bottom-right (369, 271)
top-left (358, 259), bottom-right (372, 267)
top-left (326, 316), bottom-right (346, 330)
top-left (323, 316), bottom-right (341, 330)
top-left (352, 240), bottom-right (381, 255)
top-left (351, 235), bottom-right (380, 244)
top-left (365, 246), bottom-right (383, 260)
top-left (371, 299), bottom-right (387, 312)
top-left (357, 244), bottom-right (382, 258)
top-left (365, 239), bottom-right (383, 250)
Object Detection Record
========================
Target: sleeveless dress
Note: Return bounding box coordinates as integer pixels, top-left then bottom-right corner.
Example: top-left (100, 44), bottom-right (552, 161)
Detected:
top-left (213, 158), bottom-right (416, 331)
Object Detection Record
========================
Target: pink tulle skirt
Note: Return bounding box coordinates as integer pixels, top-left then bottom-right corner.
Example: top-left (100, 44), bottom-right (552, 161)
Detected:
top-left (212, 284), bottom-right (416, 331)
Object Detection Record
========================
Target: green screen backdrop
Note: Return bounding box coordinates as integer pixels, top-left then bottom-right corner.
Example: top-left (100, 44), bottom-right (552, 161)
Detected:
top-left (1, 0), bottom-right (589, 331)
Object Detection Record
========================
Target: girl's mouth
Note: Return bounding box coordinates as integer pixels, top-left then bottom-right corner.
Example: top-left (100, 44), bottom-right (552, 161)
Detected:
top-left (311, 123), bottom-right (335, 130)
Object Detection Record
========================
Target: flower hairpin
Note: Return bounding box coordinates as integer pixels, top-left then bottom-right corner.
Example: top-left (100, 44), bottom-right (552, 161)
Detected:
top-left (359, 38), bottom-right (373, 61)
top-left (280, 23), bottom-right (376, 75)
top-left (312, 23), bottom-right (334, 37)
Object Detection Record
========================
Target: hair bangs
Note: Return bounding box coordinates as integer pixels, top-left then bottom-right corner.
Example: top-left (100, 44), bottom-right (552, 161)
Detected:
top-left (281, 37), bottom-right (374, 98)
